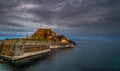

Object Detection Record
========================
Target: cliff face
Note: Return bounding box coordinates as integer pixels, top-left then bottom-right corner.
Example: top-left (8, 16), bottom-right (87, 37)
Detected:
top-left (30, 28), bottom-right (68, 43)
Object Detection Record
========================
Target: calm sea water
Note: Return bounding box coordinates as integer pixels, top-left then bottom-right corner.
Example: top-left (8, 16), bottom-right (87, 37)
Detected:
top-left (0, 39), bottom-right (120, 71)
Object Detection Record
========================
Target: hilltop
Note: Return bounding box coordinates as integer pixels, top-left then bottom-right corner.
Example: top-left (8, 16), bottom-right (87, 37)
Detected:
top-left (26, 28), bottom-right (68, 43)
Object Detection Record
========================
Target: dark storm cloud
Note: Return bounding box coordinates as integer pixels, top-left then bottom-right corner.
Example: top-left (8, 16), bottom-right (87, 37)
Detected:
top-left (0, 26), bottom-right (31, 32)
top-left (0, 16), bottom-right (30, 33)
top-left (0, 0), bottom-right (120, 36)
top-left (0, 17), bottom-right (24, 27)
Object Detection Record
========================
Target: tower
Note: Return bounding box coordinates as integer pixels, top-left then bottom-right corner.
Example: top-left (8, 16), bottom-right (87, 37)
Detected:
top-left (25, 33), bottom-right (29, 39)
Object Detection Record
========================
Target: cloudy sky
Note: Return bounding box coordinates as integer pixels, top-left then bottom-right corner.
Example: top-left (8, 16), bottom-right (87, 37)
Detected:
top-left (0, 0), bottom-right (120, 39)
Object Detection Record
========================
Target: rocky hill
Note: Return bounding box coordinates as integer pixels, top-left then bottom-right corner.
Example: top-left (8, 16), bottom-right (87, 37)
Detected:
top-left (27, 28), bottom-right (68, 43)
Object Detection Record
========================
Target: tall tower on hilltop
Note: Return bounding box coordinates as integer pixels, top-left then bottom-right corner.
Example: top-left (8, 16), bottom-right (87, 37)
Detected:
top-left (25, 33), bottom-right (29, 39)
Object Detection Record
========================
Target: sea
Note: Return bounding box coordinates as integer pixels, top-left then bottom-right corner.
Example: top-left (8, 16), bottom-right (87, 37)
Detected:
top-left (0, 38), bottom-right (120, 71)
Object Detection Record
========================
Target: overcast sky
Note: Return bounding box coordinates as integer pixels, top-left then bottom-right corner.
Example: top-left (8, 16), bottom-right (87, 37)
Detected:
top-left (0, 0), bottom-right (120, 39)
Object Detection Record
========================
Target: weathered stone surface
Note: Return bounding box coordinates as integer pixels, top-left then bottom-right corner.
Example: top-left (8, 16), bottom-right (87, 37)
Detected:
top-left (0, 39), bottom-right (51, 61)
